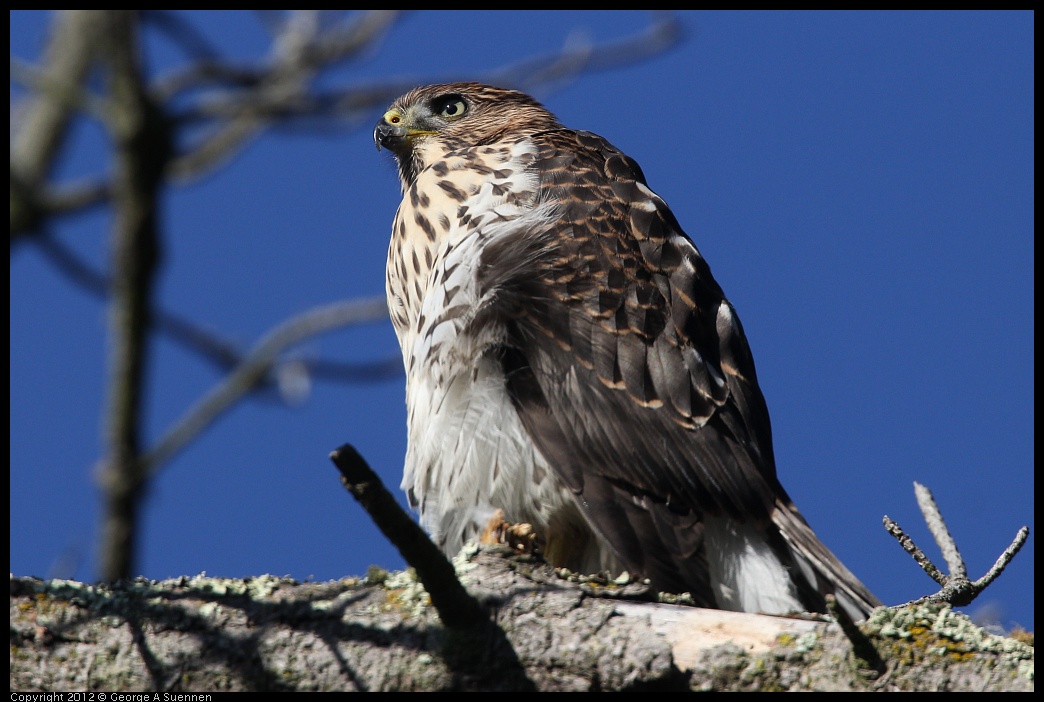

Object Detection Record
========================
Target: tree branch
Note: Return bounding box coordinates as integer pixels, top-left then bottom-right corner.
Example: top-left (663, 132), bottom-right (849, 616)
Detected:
top-left (10, 10), bottom-right (106, 241)
top-left (10, 555), bottom-right (1034, 691)
top-left (884, 482), bottom-right (1029, 610)
top-left (142, 299), bottom-right (390, 476)
top-left (913, 481), bottom-right (967, 579)
top-left (329, 444), bottom-right (489, 631)
top-left (34, 233), bottom-right (397, 387)
top-left (98, 10), bottom-right (171, 582)
top-left (165, 11), bottom-right (402, 181)
top-left (490, 11), bottom-right (682, 92)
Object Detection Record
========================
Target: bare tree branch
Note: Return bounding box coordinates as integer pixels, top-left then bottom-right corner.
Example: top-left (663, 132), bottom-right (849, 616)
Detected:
top-left (166, 11), bottom-right (402, 181)
top-left (490, 11), bottom-right (682, 91)
top-left (976, 526), bottom-right (1030, 594)
top-left (10, 10), bottom-right (106, 241)
top-left (330, 444), bottom-right (490, 631)
top-left (33, 178), bottom-right (113, 216)
top-left (34, 233), bottom-right (398, 385)
top-left (884, 483), bottom-right (1030, 610)
top-left (97, 10), bottom-right (172, 581)
top-left (143, 299), bottom-right (390, 476)
top-left (883, 515), bottom-right (947, 587)
top-left (913, 481), bottom-right (967, 579)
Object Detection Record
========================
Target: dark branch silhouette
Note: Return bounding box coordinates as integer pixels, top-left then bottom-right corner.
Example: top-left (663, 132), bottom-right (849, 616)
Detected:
top-left (329, 444), bottom-right (489, 630)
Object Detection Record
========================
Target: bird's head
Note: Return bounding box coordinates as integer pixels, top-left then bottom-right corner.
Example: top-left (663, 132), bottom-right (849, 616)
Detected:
top-left (374, 82), bottom-right (562, 188)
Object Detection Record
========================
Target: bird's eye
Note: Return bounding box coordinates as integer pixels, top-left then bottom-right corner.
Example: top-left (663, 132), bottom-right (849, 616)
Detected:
top-left (435, 96), bottom-right (467, 119)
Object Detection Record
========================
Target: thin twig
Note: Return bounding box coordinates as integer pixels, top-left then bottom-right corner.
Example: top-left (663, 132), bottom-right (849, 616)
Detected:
top-left (882, 516), bottom-right (947, 587)
top-left (33, 234), bottom-right (396, 385)
top-left (825, 594), bottom-right (884, 679)
top-left (491, 11), bottom-right (682, 92)
top-left (972, 526), bottom-right (1029, 592)
top-left (143, 299), bottom-right (390, 476)
top-left (36, 179), bottom-right (113, 216)
top-left (913, 481), bottom-right (965, 579)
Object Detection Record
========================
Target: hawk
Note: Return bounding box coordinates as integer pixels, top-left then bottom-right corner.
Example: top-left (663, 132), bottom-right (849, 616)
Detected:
top-left (374, 82), bottom-right (880, 619)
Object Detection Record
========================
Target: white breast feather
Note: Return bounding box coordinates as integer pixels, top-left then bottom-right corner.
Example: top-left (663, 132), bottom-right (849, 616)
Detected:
top-left (394, 141), bottom-right (578, 556)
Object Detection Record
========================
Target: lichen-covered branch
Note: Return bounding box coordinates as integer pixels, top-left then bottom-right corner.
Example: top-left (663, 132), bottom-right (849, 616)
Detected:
top-left (9, 550), bottom-right (1034, 691)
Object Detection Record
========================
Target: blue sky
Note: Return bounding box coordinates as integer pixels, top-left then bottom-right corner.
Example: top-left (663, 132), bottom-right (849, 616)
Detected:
top-left (10, 11), bottom-right (1033, 631)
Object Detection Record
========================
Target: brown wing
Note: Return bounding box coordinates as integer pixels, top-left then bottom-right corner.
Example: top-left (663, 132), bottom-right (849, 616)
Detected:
top-left (474, 129), bottom-right (794, 602)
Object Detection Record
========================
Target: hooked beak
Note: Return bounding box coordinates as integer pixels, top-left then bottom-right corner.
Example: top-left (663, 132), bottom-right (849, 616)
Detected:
top-left (374, 114), bottom-right (406, 152)
top-left (374, 107), bottom-right (436, 153)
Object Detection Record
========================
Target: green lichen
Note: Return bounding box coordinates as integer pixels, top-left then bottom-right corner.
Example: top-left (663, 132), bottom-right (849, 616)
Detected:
top-left (865, 603), bottom-right (1034, 679)
top-left (450, 541), bottom-right (482, 580)
top-left (380, 568), bottom-right (432, 619)
top-left (793, 631), bottom-right (820, 654)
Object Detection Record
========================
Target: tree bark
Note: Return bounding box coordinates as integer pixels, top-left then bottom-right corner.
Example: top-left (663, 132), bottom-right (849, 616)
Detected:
top-left (9, 547), bottom-right (1033, 692)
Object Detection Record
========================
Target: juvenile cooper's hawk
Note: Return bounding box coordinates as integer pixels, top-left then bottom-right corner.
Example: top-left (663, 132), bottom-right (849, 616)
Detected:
top-left (375, 82), bottom-right (880, 619)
